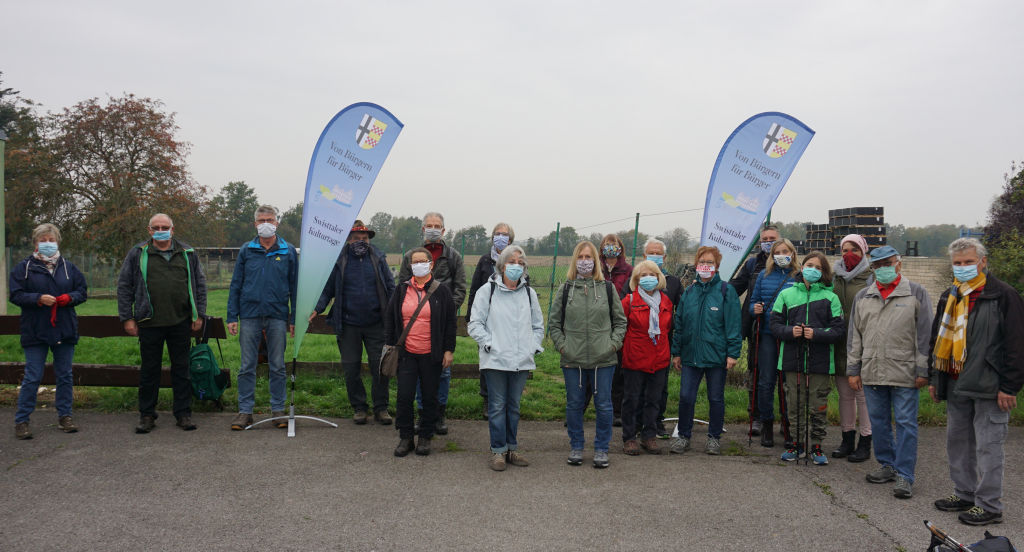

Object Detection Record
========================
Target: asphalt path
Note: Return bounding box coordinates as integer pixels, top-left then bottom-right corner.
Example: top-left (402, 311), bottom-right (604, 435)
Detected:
top-left (1, 409), bottom-right (1021, 551)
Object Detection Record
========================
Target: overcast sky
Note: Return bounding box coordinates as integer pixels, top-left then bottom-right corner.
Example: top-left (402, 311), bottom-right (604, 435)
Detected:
top-left (5, 1), bottom-right (1023, 241)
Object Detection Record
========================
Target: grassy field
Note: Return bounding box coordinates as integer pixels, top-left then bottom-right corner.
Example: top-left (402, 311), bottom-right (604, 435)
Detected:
top-left (3, 286), bottom-right (1021, 426)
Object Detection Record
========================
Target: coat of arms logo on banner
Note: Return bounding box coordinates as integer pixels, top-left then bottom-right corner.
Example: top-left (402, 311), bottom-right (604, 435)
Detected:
top-left (356, 114), bottom-right (388, 150)
top-left (763, 123), bottom-right (797, 159)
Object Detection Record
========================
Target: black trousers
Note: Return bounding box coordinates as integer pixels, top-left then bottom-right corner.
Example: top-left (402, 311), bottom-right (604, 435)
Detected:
top-left (396, 352), bottom-right (441, 439)
top-left (138, 319), bottom-right (192, 419)
top-left (622, 369), bottom-right (667, 441)
top-left (337, 321), bottom-right (388, 414)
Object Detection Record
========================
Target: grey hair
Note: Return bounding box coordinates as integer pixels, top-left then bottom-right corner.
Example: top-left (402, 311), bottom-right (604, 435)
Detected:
top-left (496, 245), bottom-right (527, 273)
top-left (643, 237), bottom-right (666, 252)
top-left (32, 223), bottom-right (61, 245)
top-left (423, 211), bottom-right (445, 227)
top-left (948, 237), bottom-right (987, 258)
top-left (492, 222), bottom-right (515, 243)
top-left (149, 213), bottom-right (174, 227)
top-left (254, 204), bottom-right (279, 221)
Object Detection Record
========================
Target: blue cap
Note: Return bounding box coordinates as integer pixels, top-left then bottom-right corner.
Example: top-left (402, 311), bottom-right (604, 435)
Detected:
top-left (869, 245), bottom-right (899, 262)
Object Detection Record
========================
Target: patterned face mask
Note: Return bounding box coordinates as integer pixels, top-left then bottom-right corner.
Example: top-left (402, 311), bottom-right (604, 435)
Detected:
top-left (602, 244), bottom-right (621, 258)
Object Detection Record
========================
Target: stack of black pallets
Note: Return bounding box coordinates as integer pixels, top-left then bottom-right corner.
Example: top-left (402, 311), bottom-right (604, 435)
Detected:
top-left (829, 207), bottom-right (886, 254)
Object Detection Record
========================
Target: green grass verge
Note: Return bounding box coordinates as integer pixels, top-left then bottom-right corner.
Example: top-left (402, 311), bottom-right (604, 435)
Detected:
top-left (3, 290), bottom-right (1022, 425)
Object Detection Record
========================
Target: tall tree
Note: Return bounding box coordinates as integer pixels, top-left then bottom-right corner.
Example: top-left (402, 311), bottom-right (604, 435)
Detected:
top-left (277, 202), bottom-right (303, 245)
top-left (210, 180), bottom-right (260, 246)
top-left (0, 76), bottom-right (49, 247)
top-left (17, 94), bottom-right (208, 256)
top-left (985, 163), bottom-right (1024, 291)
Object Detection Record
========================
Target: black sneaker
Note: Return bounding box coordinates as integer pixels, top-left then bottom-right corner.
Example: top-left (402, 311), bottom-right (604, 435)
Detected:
top-left (934, 494), bottom-right (974, 512)
top-left (958, 506), bottom-right (1002, 526)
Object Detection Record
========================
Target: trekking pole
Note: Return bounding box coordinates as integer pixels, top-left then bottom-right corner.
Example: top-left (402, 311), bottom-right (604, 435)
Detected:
top-left (748, 318), bottom-right (760, 446)
top-left (924, 520), bottom-right (974, 552)
top-left (794, 326), bottom-right (801, 459)
top-left (803, 334), bottom-right (811, 466)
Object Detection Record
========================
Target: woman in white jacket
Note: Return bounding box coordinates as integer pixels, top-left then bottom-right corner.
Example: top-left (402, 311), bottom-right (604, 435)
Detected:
top-left (468, 245), bottom-right (545, 471)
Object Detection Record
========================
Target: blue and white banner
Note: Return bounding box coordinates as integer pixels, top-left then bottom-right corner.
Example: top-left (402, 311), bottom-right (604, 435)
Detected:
top-left (700, 112), bottom-right (814, 279)
top-left (292, 103), bottom-right (404, 357)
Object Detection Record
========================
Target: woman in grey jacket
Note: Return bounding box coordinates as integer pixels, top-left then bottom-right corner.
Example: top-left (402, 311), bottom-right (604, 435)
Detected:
top-left (468, 246), bottom-right (544, 472)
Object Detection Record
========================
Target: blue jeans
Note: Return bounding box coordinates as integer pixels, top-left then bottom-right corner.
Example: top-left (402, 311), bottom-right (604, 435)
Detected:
top-left (864, 385), bottom-right (919, 483)
top-left (236, 317), bottom-right (288, 413)
top-left (756, 334), bottom-right (781, 422)
top-left (16, 343), bottom-right (76, 423)
top-left (678, 364), bottom-right (726, 439)
top-left (416, 365), bottom-right (451, 409)
top-left (483, 369), bottom-right (529, 453)
top-left (563, 365), bottom-right (614, 452)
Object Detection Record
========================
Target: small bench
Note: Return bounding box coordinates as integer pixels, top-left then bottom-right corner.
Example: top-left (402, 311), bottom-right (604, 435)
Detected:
top-left (0, 315), bottom-right (230, 388)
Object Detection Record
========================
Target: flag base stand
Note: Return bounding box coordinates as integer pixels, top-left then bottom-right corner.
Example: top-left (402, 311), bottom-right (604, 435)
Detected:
top-left (245, 358), bottom-right (338, 437)
top-left (663, 417), bottom-right (728, 438)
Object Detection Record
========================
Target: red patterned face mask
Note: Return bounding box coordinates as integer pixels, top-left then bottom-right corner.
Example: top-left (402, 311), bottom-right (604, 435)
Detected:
top-left (843, 251), bottom-right (861, 271)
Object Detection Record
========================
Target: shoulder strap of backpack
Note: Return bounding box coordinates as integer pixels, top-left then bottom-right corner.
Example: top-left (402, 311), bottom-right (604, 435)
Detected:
top-left (721, 281), bottom-right (729, 300)
top-left (605, 281), bottom-right (615, 321)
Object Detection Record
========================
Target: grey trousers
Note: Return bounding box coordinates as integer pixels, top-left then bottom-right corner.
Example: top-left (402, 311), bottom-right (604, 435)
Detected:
top-left (947, 394), bottom-right (1009, 513)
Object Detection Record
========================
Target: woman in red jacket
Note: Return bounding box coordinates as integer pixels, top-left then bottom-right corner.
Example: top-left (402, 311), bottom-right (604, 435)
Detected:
top-left (620, 260), bottom-right (674, 455)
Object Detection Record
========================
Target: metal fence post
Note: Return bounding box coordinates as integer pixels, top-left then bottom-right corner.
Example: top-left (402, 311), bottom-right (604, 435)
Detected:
top-left (546, 222), bottom-right (560, 336)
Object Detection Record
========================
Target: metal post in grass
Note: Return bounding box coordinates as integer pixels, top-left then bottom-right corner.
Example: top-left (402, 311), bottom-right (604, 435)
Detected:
top-left (0, 129), bottom-right (7, 314)
top-left (631, 212), bottom-right (639, 266)
top-left (545, 222), bottom-right (560, 336)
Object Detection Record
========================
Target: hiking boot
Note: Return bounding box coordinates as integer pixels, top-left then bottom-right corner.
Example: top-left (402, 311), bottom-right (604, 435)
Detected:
top-left (230, 413), bottom-right (253, 431)
top-left (760, 421), bottom-right (774, 447)
top-left (489, 452), bottom-right (507, 471)
top-left (623, 439), bottom-right (641, 456)
top-left (958, 506), bottom-right (1003, 526)
top-left (506, 450), bottom-right (529, 467)
top-left (593, 450), bottom-right (609, 469)
top-left (669, 437), bottom-right (691, 454)
top-left (135, 415), bottom-right (156, 434)
top-left (848, 434), bottom-right (872, 463)
top-left (832, 430), bottom-right (856, 458)
top-left (811, 444), bottom-right (828, 465)
top-left (567, 449), bottom-right (584, 466)
top-left (893, 476), bottom-right (913, 499)
top-left (705, 437), bottom-right (721, 456)
top-left (353, 410), bottom-right (368, 425)
top-left (934, 494), bottom-right (974, 512)
top-left (176, 416), bottom-right (197, 431)
top-left (272, 411), bottom-right (287, 429)
top-left (374, 410), bottom-right (393, 425)
top-left (58, 416), bottom-right (78, 433)
top-left (394, 438), bottom-right (414, 457)
top-left (435, 405), bottom-right (448, 435)
top-left (415, 436), bottom-right (431, 456)
top-left (866, 464), bottom-right (897, 484)
top-left (781, 446), bottom-right (801, 462)
top-left (750, 419), bottom-right (762, 437)
top-left (642, 437), bottom-right (662, 455)
top-left (15, 422), bottom-right (32, 440)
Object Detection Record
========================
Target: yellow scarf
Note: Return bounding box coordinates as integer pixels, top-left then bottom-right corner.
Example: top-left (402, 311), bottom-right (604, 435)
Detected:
top-left (932, 271), bottom-right (986, 375)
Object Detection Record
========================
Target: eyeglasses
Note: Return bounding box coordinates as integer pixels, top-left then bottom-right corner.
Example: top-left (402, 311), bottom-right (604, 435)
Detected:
top-left (150, 226), bottom-right (172, 231)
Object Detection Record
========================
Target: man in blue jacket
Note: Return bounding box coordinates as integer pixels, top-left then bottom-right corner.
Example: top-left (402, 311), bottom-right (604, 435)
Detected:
top-left (313, 220), bottom-right (396, 425)
top-left (227, 205), bottom-right (298, 430)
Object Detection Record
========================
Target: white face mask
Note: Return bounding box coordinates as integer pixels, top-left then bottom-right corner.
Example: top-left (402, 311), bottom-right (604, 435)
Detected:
top-left (773, 254), bottom-right (792, 268)
top-left (257, 222), bottom-right (277, 239)
top-left (411, 262), bottom-right (431, 278)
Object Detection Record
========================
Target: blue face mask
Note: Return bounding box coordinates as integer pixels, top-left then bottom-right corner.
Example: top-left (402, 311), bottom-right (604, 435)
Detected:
top-left (760, 241), bottom-right (775, 254)
top-left (953, 264), bottom-right (979, 283)
top-left (638, 275), bottom-right (659, 291)
top-left (802, 266), bottom-right (822, 283)
top-left (504, 264), bottom-right (524, 282)
top-left (152, 230), bottom-right (171, 241)
top-left (874, 265), bottom-right (898, 285)
top-left (493, 234), bottom-right (510, 251)
top-left (646, 254), bottom-right (664, 267)
top-left (37, 241), bottom-right (59, 257)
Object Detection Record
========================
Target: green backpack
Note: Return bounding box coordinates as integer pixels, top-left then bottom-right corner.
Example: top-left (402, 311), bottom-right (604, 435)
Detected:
top-left (190, 317), bottom-right (228, 408)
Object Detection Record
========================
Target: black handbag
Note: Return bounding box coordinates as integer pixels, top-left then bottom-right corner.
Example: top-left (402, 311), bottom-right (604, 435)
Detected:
top-left (379, 280), bottom-right (438, 377)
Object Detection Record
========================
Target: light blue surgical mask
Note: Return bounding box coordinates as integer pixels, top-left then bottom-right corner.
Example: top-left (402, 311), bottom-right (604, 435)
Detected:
top-left (152, 230), bottom-right (171, 241)
top-left (638, 275), bottom-right (659, 291)
top-left (802, 266), bottom-right (822, 283)
top-left (950, 264), bottom-right (974, 280)
top-left (646, 254), bottom-right (664, 268)
top-left (504, 263), bottom-right (524, 282)
top-left (493, 234), bottom-right (510, 251)
top-left (874, 265), bottom-right (898, 285)
top-left (37, 241), bottom-right (59, 257)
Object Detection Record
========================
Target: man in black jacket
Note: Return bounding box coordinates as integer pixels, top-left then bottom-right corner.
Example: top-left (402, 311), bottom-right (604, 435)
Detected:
top-left (929, 238), bottom-right (1024, 526)
top-left (729, 224), bottom-right (780, 436)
